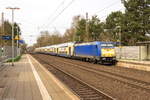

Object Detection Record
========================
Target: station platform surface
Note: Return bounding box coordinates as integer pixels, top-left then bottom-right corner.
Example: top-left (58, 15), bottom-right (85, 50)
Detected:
top-left (0, 54), bottom-right (79, 100)
top-left (119, 59), bottom-right (150, 65)
top-left (117, 59), bottom-right (150, 71)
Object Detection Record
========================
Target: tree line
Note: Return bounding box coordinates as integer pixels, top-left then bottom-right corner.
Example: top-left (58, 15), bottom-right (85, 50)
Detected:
top-left (34, 0), bottom-right (150, 48)
top-left (0, 21), bottom-right (21, 46)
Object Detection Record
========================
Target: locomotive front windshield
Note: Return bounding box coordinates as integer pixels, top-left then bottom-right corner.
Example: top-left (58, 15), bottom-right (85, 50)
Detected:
top-left (101, 43), bottom-right (114, 48)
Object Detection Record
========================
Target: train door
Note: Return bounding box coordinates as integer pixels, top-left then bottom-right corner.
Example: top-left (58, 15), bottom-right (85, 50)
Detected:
top-left (69, 47), bottom-right (71, 56)
top-left (57, 48), bottom-right (59, 54)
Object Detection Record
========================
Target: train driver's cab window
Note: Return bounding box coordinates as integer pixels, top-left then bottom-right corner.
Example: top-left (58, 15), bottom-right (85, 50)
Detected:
top-left (101, 44), bottom-right (114, 48)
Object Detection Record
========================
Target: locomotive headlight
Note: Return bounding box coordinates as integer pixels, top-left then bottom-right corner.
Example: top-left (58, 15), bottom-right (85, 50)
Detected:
top-left (113, 57), bottom-right (116, 60)
top-left (102, 58), bottom-right (106, 60)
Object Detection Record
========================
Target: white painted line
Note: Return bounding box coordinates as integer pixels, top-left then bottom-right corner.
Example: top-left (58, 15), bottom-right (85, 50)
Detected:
top-left (27, 55), bottom-right (52, 100)
top-left (16, 62), bottom-right (29, 64)
top-left (29, 55), bottom-right (79, 100)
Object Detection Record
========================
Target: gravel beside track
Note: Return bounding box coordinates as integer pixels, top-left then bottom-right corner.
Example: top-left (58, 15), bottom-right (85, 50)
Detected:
top-left (32, 54), bottom-right (150, 100)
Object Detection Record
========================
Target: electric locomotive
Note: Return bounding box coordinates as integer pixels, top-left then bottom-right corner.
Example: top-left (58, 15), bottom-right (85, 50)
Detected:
top-left (74, 41), bottom-right (116, 64)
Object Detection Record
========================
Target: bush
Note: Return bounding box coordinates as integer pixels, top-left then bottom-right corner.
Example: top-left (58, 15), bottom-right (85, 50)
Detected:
top-left (7, 55), bottom-right (21, 62)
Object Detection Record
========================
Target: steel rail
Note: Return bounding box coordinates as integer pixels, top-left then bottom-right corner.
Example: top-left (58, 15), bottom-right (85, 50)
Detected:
top-left (33, 55), bottom-right (115, 100)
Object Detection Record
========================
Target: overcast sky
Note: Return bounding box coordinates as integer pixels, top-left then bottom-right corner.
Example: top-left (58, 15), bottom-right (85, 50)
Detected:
top-left (0, 0), bottom-right (125, 46)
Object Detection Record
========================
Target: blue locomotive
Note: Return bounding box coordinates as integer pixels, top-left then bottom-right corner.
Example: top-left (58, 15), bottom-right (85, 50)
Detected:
top-left (35, 41), bottom-right (117, 64)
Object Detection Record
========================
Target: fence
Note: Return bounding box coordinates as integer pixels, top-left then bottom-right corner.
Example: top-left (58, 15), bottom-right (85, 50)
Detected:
top-left (0, 47), bottom-right (5, 66)
top-left (115, 45), bottom-right (150, 60)
top-left (4, 46), bottom-right (18, 58)
top-left (0, 46), bottom-right (19, 66)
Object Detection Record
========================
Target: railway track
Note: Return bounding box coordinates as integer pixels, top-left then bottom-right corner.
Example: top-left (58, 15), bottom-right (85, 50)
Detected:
top-left (33, 55), bottom-right (115, 100)
top-left (51, 56), bottom-right (150, 92)
top-left (32, 54), bottom-right (150, 99)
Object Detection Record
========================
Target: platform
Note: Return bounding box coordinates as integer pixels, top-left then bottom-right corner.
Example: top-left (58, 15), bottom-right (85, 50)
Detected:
top-left (117, 59), bottom-right (150, 71)
top-left (0, 54), bottom-right (79, 100)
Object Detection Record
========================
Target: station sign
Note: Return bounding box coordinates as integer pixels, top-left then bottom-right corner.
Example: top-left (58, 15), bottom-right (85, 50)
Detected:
top-left (15, 35), bottom-right (20, 40)
top-left (2, 35), bottom-right (12, 40)
top-left (19, 40), bottom-right (25, 44)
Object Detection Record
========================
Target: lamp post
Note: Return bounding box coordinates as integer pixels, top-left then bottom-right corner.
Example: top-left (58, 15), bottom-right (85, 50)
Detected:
top-left (6, 7), bottom-right (20, 66)
top-left (116, 26), bottom-right (121, 59)
top-left (86, 12), bottom-right (89, 42)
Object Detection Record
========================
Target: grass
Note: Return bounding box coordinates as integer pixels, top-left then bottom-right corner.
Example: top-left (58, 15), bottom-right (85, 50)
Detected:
top-left (7, 55), bottom-right (22, 62)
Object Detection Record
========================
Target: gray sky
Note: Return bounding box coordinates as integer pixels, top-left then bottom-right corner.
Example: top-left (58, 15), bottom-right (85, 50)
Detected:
top-left (0, 0), bottom-right (125, 46)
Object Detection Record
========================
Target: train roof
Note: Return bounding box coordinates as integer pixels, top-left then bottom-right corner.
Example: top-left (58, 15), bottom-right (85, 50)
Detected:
top-left (75, 41), bottom-right (115, 46)
top-left (35, 41), bottom-right (116, 49)
top-left (35, 42), bottom-right (75, 49)
top-left (55, 42), bottom-right (75, 47)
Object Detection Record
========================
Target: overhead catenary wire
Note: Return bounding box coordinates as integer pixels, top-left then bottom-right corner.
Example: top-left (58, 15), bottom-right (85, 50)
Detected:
top-left (25, 0), bottom-right (125, 45)
top-left (43, 0), bottom-right (121, 30)
top-left (90, 0), bottom-right (125, 22)
top-left (44, 0), bottom-right (75, 28)
top-left (99, 8), bottom-right (125, 20)
top-left (94, 0), bottom-right (121, 14)
top-left (41, 0), bottom-right (66, 28)
top-left (37, 0), bottom-right (123, 35)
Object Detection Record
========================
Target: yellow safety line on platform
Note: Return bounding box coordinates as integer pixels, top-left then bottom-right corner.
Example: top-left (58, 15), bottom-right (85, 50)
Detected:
top-left (29, 54), bottom-right (79, 100)
top-left (27, 55), bottom-right (52, 100)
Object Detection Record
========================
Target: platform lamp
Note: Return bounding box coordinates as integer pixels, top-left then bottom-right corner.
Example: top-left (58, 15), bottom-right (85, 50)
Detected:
top-left (116, 26), bottom-right (122, 59)
top-left (6, 7), bottom-right (20, 66)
